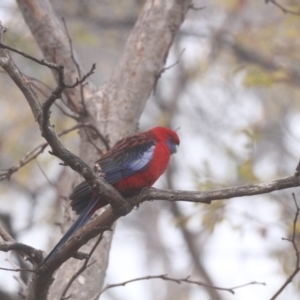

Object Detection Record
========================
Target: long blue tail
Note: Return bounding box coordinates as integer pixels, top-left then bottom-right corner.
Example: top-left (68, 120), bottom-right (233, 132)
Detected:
top-left (39, 196), bottom-right (100, 268)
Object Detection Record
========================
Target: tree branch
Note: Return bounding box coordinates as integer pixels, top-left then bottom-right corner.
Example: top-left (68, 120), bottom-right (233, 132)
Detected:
top-left (0, 22), bottom-right (129, 217)
top-left (25, 171), bottom-right (298, 295)
top-left (60, 232), bottom-right (105, 299)
top-left (4, 0), bottom-right (194, 297)
top-left (0, 224), bottom-right (15, 243)
top-left (99, 274), bottom-right (265, 296)
top-left (0, 227), bottom-right (43, 266)
top-left (269, 194), bottom-right (300, 300)
top-left (134, 174), bottom-right (300, 205)
top-left (15, 0), bottom-right (92, 112)
top-left (0, 123), bottom-right (102, 181)
top-left (0, 241), bottom-right (44, 266)
top-left (2, 19), bottom-right (300, 295)
top-left (265, 0), bottom-right (300, 16)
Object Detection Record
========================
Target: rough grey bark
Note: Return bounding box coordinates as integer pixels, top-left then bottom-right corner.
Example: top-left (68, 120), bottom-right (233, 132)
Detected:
top-left (14, 0), bottom-right (192, 299)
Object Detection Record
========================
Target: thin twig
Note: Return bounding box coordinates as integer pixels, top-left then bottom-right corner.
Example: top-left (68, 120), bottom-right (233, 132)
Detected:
top-left (154, 48), bottom-right (185, 92)
top-left (269, 194), bottom-right (300, 300)
top-left (62, 18), bottom-right (87, 115)
top-left (22, 74), bottom-right (79, 120)
top-left (54, 101), bottom-right (79, 120)
top-left (265, 0), bottom-right (300, 16)
top-left (99, 274), bottom-right (265, 296)
top-left (295, 160), bottom-right (300, 176)
top-left (35, 159), bottom-right (55, 187)
top-left (82, 125), bottom-right (104, 155)
top-left (41, 62), bottom-right (95, 130)
top-left (27, 77), bottom-right (79, 120)
top-left (0, 123), bottom-right (92, 181)
top-left (85, 124), bottom-right (110, 151)
top-left (163, 48), bottom-right (185, 72)
top-left (0, 225), bottom-right (15, 243)
top-left (0, 267), bottom-right (35, 273)
top-left (0, 42), bottom-right (62, 71)
top-left (14, 275), bottom-right (27, 298)
top-left (60, 232), bottom-right (105, 299)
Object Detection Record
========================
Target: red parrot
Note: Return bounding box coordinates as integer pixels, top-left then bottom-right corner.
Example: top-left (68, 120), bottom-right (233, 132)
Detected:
top-left (41, 127), bottom-right (179, 266)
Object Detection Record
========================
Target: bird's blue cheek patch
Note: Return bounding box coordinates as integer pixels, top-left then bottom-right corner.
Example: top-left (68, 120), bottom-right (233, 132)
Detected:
top-left (166, 140), bottom-right (177, 154)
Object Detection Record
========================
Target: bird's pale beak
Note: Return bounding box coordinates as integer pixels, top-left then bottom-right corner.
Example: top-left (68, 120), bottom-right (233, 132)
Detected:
top-left (174, 145), bottom-right (179, 153)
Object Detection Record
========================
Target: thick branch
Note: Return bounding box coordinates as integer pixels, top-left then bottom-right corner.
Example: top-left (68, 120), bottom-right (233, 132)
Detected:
top-left (132, 174), bottom-right (300, 204)
top-left (0, 226), bottom-right (42, 266)
top-left (101, 0), bottom-right (192, 132)
top-left (29, 172), bottom-right (300, 298)
top-left (55, 173), bottom-right (300, 266)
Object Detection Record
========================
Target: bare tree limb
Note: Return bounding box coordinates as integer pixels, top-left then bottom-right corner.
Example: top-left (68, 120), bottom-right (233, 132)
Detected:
top-left (0, 41), bottom-right (66, 70)
top-left (0, 242), bottom-right (43, 264)
top-left (0, 169), bottom-right (299, 295)
top-left (0, 24), bottom-right (129, 217)
top-left (0, 123), bottom-right (106, 181)
top-left (28, 171), bottom-right (299, 289)
top-left (0, 228), bottom-right (42, 266)
top-left (136, 173), bottom-right (300, 204)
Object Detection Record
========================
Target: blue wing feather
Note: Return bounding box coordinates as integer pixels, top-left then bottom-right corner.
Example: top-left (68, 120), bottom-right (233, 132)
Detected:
top-left (96, 139), bottom-right (155, 185)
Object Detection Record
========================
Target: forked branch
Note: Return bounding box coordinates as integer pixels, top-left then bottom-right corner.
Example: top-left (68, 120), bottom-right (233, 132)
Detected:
top-left (0, 22), bottom-right (129, 217)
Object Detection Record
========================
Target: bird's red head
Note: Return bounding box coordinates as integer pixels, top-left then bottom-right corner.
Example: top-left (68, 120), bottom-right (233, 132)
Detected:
top-left (150, 127), bottom-right (180, 153)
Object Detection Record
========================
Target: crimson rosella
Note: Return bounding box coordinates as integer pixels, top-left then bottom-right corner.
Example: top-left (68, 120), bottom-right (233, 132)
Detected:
top-left (41, 127), bottom-right (180, 266)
